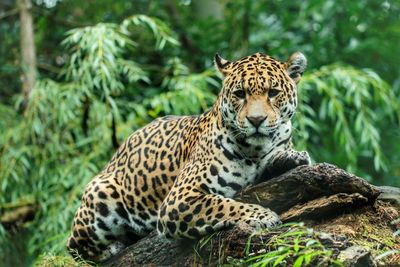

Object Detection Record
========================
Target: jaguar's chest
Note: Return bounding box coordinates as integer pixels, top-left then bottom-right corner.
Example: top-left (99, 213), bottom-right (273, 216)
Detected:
top-left (213, 160), bottom-right (259, 198)
top-left (205, 122), bottom-right (292, 198)
top-left (206, 140), bottom-right (270, 198)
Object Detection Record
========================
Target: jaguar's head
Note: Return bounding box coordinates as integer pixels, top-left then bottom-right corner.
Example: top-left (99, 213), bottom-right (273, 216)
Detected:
top-left (215, 52), bottom-right (306, 141)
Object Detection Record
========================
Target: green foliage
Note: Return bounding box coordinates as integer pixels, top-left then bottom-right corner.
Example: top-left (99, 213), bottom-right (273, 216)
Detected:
top-left (0, 80), bottom-right (111, 258)
top-left (295, 64), bottom-right (400, 178)
top-left (227, 223), bottom-right (343, 267)
top-left (121, 15), bottom-right (179, 50)
top-left (61, 14), bottom-right (179, 121)
top-left (139, 58), bottom-right (217, 116)
top-left (34, 252), bottom-right (96, 267)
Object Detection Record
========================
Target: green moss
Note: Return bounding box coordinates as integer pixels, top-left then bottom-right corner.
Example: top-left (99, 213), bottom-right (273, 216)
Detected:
top-left (34, 253), bottom-right (96, 267)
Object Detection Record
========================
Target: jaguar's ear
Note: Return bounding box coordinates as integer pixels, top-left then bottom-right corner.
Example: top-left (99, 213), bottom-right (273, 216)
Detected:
top-left (214, 53), bottom-right (232, 76)
top-left (285, 52), bottom-right (307, 84)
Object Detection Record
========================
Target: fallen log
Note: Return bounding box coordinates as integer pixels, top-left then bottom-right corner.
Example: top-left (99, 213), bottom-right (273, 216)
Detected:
top-left (103, 163), bottom-right (399, 267)
top-left (0, 201), bottom-right (37, 230)
top-left (237, 163), bottom-right (380, 214)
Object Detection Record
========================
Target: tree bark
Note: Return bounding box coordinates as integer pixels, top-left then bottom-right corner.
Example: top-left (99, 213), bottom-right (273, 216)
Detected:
top-left (103, 163), bottom-right (400, 267)
top-left (17, 0), bottom-right (37, 103)
top-left (81, 97), bottom-right (90, 136)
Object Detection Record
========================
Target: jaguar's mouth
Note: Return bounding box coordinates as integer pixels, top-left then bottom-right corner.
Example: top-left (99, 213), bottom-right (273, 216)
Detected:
top-left (249, 132), bottom-right (267, 138)
top-left (247, 125), bottom-right (278, 139)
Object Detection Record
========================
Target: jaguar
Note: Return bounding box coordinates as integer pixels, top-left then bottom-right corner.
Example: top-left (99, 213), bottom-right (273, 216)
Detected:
top-left (67, 51), bottom-right (311, 262)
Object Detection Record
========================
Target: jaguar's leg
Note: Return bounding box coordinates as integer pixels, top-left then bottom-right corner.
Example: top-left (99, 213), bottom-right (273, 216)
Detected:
top-left (157, 186), bottom-right (280, 238)
top-left (262, 149), bottom-right (311, 178)
top-left (67, 174), bottom-right (135, 262)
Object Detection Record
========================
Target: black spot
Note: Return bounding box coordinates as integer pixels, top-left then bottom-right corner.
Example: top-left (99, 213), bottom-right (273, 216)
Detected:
top-left (179, 222), bottom-right (188, 232)
top-left (149, 209), bottom-right (158, 216)
top-left (87, 227), bottom-right (99, 241)
top-left (132, 217), bottom-right (146, 228)
top-left (115, 203), bottom-right (130, 221)
top-left (157, 220), bottom-right (164, 232)
top-left (210, 165), bottom-right (218, 176)
top-left (205, 207), bottom-right (213, 216)
top-left (97, 202), bottom-right (109, 217)
top-left (217, 176), bottom-right (227, 187)
top-left (222, 146), bottom-right (235, 160)
top-left (98, 191), bottom-right (107, 199)
top-left (160, 162), bottom-right (165, 170)
top-left (178, 202), bottom-right (189, 212)
top-left (215, 213), bottom-right (224, 219)
top-left (134, 188), bottom-right (141, 196)
top-left (161, 174), bottom-right (168, 183)
top-left (187, 228), bottom-right (200, 238)
top-left (111, 190), bottom-right (120, 199)
top-left (193, 203), bottom-right (202, 214)
top-left (183, 214), bottom-right (193, 222)
top-left (196, 218), bottom-right (205, 227)
top-left (139, 212), bottom-right (150, 220)
top-left (97, 219), bottom-right (110, 231)
top-left (167, 221), bottom-right (177, 234)
top-left (200, 183), bottom-right (209, 193)
top-left (171, 208), bottom-right (179, 220)
top-left (68, 238), bottom-right (78, 249)
top-left (159, 205), bottom-right (167, 217)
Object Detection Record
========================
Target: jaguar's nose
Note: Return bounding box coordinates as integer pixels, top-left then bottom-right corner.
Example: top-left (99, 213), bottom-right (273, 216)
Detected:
top-left (246, 116), bottom-right (267, 128)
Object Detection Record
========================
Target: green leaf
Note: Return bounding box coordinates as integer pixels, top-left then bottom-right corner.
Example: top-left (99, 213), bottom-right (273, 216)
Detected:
top-left (293, 256), bottom-right (304, 267)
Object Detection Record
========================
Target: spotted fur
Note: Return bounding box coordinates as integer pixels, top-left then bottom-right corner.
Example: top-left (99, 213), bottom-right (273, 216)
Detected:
top-left (67, 52), bottom-right (311, 262)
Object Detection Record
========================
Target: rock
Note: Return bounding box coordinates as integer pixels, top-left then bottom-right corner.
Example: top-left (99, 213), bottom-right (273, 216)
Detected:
top-left (337, 246), bottom-right (377, 267)
top-left (377, 186), bottom-right (400, 205)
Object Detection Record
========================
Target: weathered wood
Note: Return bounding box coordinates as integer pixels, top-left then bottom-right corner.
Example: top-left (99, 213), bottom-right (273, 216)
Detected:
top-left (237, 163), bottom-right (380, 214)
top-left (102, 231), bottom-right (195, 267)
top-left (103, 164), bottom-right (398, 267)
top-left (0, 203), bottom-right (36, 229)
top-left (280, 193), bottom-right (369, 222)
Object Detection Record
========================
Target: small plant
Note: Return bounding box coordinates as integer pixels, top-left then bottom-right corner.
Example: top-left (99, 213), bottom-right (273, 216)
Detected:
top-left (34, 253), bottom-right (96, 267)
top-left (228, 223), bottom-right (343, 267)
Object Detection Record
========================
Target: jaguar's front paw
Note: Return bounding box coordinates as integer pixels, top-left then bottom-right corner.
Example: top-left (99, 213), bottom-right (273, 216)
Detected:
top-left (244, 207), bottom-right (281, 229)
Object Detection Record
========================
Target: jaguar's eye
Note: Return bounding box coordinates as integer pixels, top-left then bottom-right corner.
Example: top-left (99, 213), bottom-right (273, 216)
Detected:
top-left (268, 88), bottom-right (281, 98)
top-left (234, 89), bottom-right (246, 99)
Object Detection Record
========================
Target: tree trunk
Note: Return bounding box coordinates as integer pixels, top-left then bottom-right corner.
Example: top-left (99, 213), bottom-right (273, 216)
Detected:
top-left (103, 164), bottom-right (400, 267)
top-left (17, 0), bottom-right (36, 103)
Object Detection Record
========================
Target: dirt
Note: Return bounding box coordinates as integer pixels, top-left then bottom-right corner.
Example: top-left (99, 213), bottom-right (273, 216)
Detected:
top-left (310, 201), bottom-right (400, 266)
